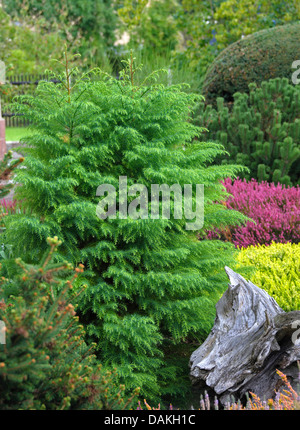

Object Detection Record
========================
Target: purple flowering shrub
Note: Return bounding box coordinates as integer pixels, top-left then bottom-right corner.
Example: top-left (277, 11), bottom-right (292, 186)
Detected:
top-left (205, 178), bottom-right (300, 248)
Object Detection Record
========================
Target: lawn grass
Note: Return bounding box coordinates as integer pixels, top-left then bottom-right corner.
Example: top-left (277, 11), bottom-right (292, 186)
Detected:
top-left (5, 127), bottom-right (31, 142)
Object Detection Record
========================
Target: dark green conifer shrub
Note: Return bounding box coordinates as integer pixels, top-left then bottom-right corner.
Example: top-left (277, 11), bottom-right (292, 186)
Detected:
top-left (3, 51), bottom-right (246, 403)
top-left (0, 236), bottom-right (139, 410)
top-left (201, 22), bottom-right (300, 105)
top-left (197, 78), bottom-right (300, 185)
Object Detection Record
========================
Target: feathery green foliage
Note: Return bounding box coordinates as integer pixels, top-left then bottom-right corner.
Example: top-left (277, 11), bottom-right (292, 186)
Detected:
top-left (3, 50), bottom-right (247, 403)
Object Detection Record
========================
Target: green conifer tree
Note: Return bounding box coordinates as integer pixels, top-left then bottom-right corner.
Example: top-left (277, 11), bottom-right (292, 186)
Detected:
top-left (3, 50), bottom-right (246, 404)
top-left (0, 237), bottom-right (140, 410)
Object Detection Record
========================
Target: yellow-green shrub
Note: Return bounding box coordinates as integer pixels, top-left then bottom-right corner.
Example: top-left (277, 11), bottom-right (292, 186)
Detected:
top-left (235, 242), bottom-right (300, 312)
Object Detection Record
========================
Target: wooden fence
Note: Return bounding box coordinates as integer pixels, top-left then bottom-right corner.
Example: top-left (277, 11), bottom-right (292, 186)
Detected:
top-left (1, 74), bottom-right (60, 127)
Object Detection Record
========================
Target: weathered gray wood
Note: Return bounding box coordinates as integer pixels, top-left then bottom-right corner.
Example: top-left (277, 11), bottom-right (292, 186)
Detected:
top-left (189, 266), bottom-right (300, 405)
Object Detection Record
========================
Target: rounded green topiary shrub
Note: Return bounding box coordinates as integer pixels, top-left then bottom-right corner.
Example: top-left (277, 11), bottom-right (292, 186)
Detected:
top-left (201, 22), bottom-right (300, 105)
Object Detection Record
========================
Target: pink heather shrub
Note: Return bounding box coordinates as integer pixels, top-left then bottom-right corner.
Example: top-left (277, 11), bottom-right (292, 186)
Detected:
top-left (206, 178), bottom-right (300, 248)
top-left (0, 199), bottom-right (17, 211)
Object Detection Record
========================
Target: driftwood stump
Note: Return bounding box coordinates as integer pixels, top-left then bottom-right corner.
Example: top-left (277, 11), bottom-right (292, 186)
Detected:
top-left (189, 266), bottom-right (300, 405)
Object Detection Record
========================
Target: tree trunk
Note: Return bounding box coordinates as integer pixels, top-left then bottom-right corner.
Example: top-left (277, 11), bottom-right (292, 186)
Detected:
top-left (189, 266), bottom-right (300, 405)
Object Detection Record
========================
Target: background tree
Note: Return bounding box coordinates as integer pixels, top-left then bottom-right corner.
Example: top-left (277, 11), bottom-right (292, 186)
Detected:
top-left (2, 0), bottom-right (117, 69)
top-left (213, 0), bottom-right (300, 49)
top-left (0, 7), bottom-right (68, 74)
top-left (116, 0), bottom-right (179, 55)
